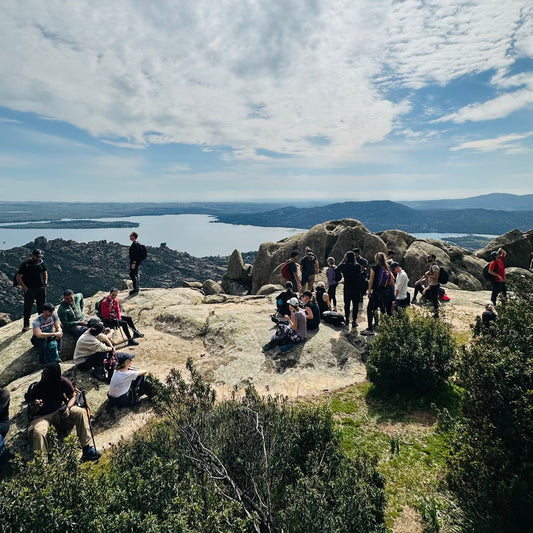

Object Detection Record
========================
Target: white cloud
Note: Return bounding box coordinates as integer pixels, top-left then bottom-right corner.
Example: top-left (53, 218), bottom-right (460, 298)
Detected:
top-left (0, 117), bottom-right (21, 124)
top-left (450, 132), bottom-right (533, 153)
top-left (0, 0), bottom-right (531, 166)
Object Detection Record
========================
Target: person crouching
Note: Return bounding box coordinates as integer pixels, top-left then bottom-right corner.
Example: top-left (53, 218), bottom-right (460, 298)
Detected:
top-left (107, 353), bottom-right (150, 407)
top-left (263, 297), bottom-right (307, 352)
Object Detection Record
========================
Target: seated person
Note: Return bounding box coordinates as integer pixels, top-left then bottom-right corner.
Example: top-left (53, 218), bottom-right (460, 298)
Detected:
top-left (301, 290), bottom-right (320, 330)
top-left (31, 302), bottom-right (63, 365)
top-left (73, 320), bottom-right (116, 381)
top-left (57, 289), bottom-right (88, 337)
top-left (100, 288), bottom-right (143, 346)
top-left (264, 297), bottom-right (307, 351)
top-left (314, 282), bottom-right (331, 316)
top-left (26, 362), bottom-right (100, 461)
top-left (0, 388), bottom-right (9, 439)
top-left (108, 353), bottom-right (151, 407)
top-left (482, 302), bottom-right (498, 328)
top-left (274, 281), bottom-right (296, 317)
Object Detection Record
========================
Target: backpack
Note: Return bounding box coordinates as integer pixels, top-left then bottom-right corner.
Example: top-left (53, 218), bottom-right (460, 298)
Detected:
top-left (334, 267), bottom-right (342, 283)
top-left (139, 244), bottom-right (148, 262)
top-left (438, 268), bottom-right (449, 284)
top-left (12, 272), bottom-right (19, 287)
top-left (376, 267), bottom-right (392, 289)
top-left (322, 310), bottom-right (345, 326)
top-left (483, 263), bottom-right (495, 281)
top-left (281, 261), bottom-right (292, 280)
top-left (103, 351), bottom-right (118, 383)
top-left (44, 339), bottom-right (60, 364)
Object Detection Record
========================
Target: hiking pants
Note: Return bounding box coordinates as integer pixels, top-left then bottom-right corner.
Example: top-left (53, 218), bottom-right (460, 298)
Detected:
top-left (103, 315), bottom-right (137, 339)
top-left (328, 283), bottom-right (338, 308)
top-left (367, 290), bottom-right (385, 330)
top-left (129, 265), bottom-right (140, 292)
top-left (491, 281), bottom-right (507, 305)
top-left (23, 287), bottom-right (46, 328)
top-left (344, 289), bottom-right (359, 324)
top-left (427, 284), bottom-right (440, 313)
top-left (77, 352), bottom-right (107, 371)
top-left (28, 406), bottom-right (92, 454)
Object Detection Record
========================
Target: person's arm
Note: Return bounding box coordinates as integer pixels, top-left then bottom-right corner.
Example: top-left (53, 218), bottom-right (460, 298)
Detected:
top-left (101, 298), bottom-right (111, 319)
top-left (33, 323), bottom-right (61, 339)
top-left (115, 301), bottom-right (122, 320)
top-left (53, 318), bottom-right (63, 338)
top-left (488, 261), bottom-right (501, 281)
top-left (304, 306), bottom-right (313, 320)
top-left (43, 270), bottom-right (48, 285)
top-left (368, 268), bottom-right (375, 292)
top-left (314, 258), bottom-right (319, 274)
top-left (79, 294), bottom-right (84, 315)
top-left (96, 333), bottom-right (115, 351)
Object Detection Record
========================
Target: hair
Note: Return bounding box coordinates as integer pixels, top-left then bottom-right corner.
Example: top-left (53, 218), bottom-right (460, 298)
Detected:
top-left (327, 256), bottom-right (335, 265)
top-left (41, 362), bottom-right (62, 393)
top-left (290, 250), bottom-right (299, 258)
top-left (345, 251), bottom-right (355, 264)
top-left (428, 254), bottom-right (436, 261)
top-left (353, 248), bottom-right (360, 254)
top-left (388, 250), bottom-right (396, 256)
top-left (285, 281), bottom-right (293, 289)
top-left (375, 252), bottom-right (387, 268)
top-left (116, 359), bottom-right (131, 370)
top-left (130, 231), bottom-right (138, 239)
top-left (302, 290), bottom-right (313, 298)
top-left (42, 302), bottom-right (55, 312)
top-left (109, 287), bottom-right (119, 294)
top-left (63, 289), bottom-right (74, 296)
top-left (89, 323), bottom-right (104, 336)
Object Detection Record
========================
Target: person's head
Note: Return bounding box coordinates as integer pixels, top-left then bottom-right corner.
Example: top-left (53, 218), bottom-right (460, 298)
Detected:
top-left (130, 232), bottom-right (138, 242)
top-left (87, 317), bottom-right (103, 328)
top-left (109, 287), bottom-right (119, 299)
top-left (345, 251), bottom-right (355, 264)
top-left (316, 281), bottom-right (325, 292)
top-left (427, 254), bottom-right (436, 263)
top-left (301, 290), bottom-right (313, 303)
top-left (485, 301), bottom-right (495, 312)
top-left (327, 256), bottom-right (335, 266)
top-left (375, 252), bottom-right (387, 268)
top-left (31, 249), bottom-right (44, 261)
top-left (305, 249), bottom-right (314, 258)
top-left (41, 362), bottom-right (61, 386)
top-left (387, 250), bottom-right (396, 258)
top-left (285, 281), bottom-right (293, 290)
top-left (390, 262), bottom-right (400, 274)
top-left (89, 322), bottom-right (104, 336)
top-left (63, 289), bottom-right (75, 304)
top-left (288, 297), bottom-right (300, 311)
top-left (290, 250), bottom-right (299, 260)
top-left (41, 302), bottom-right (55, 317)
top-left (116, 352), bottom-right (135, 370)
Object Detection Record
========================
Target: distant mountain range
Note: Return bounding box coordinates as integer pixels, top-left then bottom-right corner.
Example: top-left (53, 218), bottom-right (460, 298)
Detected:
top-left (400, 193), bottom-right (533, 211)
top-left (215, 200), bottom-right (533, 234)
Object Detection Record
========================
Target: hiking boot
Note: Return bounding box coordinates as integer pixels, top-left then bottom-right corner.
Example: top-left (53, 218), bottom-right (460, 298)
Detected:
top-left (279, 344), bottom-right (293, 353)
top-left (133, 331), bottom-right (144, 338)
top-left (22, 326), bottom-right (30, 332)
top-left (91, 367), bottom-right (107, 381)
top-left (127, 339), bottom-right (139, 346)
top-left (129, 290), bottom-right (139, 296)
top-left (411, 298), bottom-right (417, 305)
top-left (361, 329), bottom-right (374, 336)
top-left (262, 342), bottom-right (274, 352)
top-left (81, 446), bottom-right (101, 462)
top-left (270, 315), bottom-right (280, 324)
top-left (352, 321), bottom-right (358, 327)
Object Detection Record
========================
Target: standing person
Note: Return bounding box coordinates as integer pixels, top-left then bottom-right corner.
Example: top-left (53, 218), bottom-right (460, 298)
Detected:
top-left (488, 248), bottom-right (507, 305)
top-left (391, 263), bottom-right (410, 310)
top-left (108, 353), bottom-right (151, 408)
top-left (362, 252), bottom-right (392, 336)
top-left (426, 254), bottom-right (441, 318)
top-left (284, 251), bottom-right (301, 292)
top-left (26, 362), bottom-right (100, 461)
top-left (16, 249), bottom-right (48, 332)
top-left (338, 251), bottom-right (362, 327)
top-left (326, 257), bottom-right (339, 311)
top-left (100, 288), bottom-right (143, 346)
top-left (353, 248), bottom-right (369, 303)
top-left (57, 290), bottom-right (88, 337)
top-left (300, 247), bottom-right (319, 292)
top-left (31, 303), bottom-right (63, 365)
top-left (129, 232), bottom-right (145, 296)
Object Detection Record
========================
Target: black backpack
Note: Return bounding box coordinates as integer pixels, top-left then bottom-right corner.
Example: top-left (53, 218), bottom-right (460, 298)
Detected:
top-left (483, 263), bottom-right (496, 281)
top-left (139, 244), bottom-right (148, 262)
top-left (438, 268), bottom-right (449, 284)
top-left (334, 267), bottom-right (342, 283)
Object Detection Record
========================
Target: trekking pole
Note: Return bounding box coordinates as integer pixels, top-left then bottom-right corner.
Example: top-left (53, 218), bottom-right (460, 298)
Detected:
top-left (81, 390), bottom-right (97, 452)
top-left (114, 318), bottom-right (126, 343)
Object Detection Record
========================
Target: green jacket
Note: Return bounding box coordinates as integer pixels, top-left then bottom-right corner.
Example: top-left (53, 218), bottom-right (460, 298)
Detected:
top-left (57, 293), bottom-right (85, 330)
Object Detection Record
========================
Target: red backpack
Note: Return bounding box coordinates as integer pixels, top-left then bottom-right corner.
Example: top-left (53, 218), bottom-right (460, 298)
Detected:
top-left (281, 261), bottom-right (291, 280)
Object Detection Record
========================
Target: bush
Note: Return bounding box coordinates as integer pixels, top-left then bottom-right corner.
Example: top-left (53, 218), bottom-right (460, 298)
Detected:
top-left (366, 311), bottom-right (456, 393)
top-left (446, 278), bottom-right (533, 531)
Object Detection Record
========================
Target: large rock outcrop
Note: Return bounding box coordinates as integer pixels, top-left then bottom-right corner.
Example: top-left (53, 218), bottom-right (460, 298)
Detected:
top-left (475, 229), bottom-right (533, 268)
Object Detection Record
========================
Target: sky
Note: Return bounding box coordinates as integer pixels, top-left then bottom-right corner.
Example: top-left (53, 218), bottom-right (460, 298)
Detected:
top-left (1, 0), bottom-right (532, 203)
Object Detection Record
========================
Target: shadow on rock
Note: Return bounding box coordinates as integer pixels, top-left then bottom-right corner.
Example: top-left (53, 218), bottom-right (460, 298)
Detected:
top-left (0, 347), bottom-right (40, 388)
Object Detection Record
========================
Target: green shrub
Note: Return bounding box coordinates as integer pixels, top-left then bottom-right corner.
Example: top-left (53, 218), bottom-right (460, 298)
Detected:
top-left (366, 311), bottom-right (456, 393)
top-left (446, 278), bottom-right (533, 532)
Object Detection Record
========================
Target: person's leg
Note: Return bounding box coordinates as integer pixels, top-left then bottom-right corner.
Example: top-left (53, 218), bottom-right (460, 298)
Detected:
top-left (33, 337), bottom-right (47, 365)
top-left (68, 406), bottom-right (92, 448)
top-left (116, 319), bottom-right (132, 339)
top-left (350, 291), bottom-right (359, 325)
top-left (23, 290), bottom-right (35, 329)
top-left (129, 266), bottom-right (139, 293)
top-left (490, 282), bottom-right (498, 305)
top-left (328, 285), bottom-right (337, 309)
top-left (343, 290), bottom-right (351, 324)
top-left (35, 288), bottom-right (46, 315)
top-left (428, 285), bottom-right (440, 315)
top-left (28, 416), bottom-right (51, 454)
top-left (122, 315), bottom-right (141, 335)
top-left (366, 293), bottom-right (377, 331)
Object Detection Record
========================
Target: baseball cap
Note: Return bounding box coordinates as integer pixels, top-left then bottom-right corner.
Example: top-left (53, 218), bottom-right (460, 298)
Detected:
top-left (288, 297), bottom-right (300, 307)
top-left (491, 251), bottom-right (498, 259)
top-left (32, 249), bottom-right (44, 257)
top-left (116, 352), bottom-right (135, 364)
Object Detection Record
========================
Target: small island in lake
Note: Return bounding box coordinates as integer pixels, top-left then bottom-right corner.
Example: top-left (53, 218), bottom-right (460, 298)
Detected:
top-left (0, 219), bottom-right (139, 229)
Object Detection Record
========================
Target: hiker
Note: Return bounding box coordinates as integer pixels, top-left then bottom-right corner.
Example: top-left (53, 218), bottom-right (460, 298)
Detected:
top-left (481, 301), bottom-right (498, 328)
top-left (384, 258), bottom-right (396, 316)
top-left (353, 248), bottom-right (369, 301)
top-left (325, 257), bottom-right (339, 310)
top-left (488, 248), bottom-right (507, 305)
top-left (300, 247), bottom-right (319, 291)
top-left (274, 281), bottom-right (296, 316)
top-left (107, 353), bottom-right (151, 407)
top-left (391, 262), bottom-right (410, 309)
top-left (426, 254), bottom-right (441, 317)
top-left (129, 231), bottom-right (145, 296)
top-left (26, 362), bottom-right (100, 461)
top-left (100, 288), bottom-right (143, 346)
top-left (338, 251), bottom-right (362, 327)
top-left (16, 249), bottom-right (48, 332)
top-left (411, 274), bottom-right (428, 305)
top-left (282, 251), bottom-right (301, 291)
top-left (57, 289), bottom-right (88, 337)
top-left (0, 389), bottom-right (9, 439)
top-left (73, 321), bottom-right (116, 381)
top-left (315, 282), bottom-right (331, 315)
top-left (31, 302), bottom-right (63, 365)
top-left (301, 290), bottom-right (320, 331)
top-left (264, 297), bottom-right (307, 351)
top-left (362, 252), bottom-right (393, 336)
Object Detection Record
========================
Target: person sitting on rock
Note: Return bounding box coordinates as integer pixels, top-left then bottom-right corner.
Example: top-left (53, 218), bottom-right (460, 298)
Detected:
top-left (107, 353), bottom-right (151, 408)
top-left (57, 289), bottom-right (88, 338)
top-left (314, 282), bottom-right (331, 316)
top-left (31, 302), bottom-right (63, 365)
top-left (274, 281), bottom-right (296, 317)
top-left (301, 290), bottom-right (320, 331)
top-left (26, 362), bottom-right (100, 461)
top-left (100, 288), bottom-right (143, 346)
top-left (73, 319), bottom-right (116, 381)
top-left (481, 301), bottom-right (498, 328)
top-left (264, 297), bottom-right (307, 352)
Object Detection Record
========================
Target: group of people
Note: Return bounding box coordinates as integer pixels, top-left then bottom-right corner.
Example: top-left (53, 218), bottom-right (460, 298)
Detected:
top-left (6, 232), bottom-right (151, 461)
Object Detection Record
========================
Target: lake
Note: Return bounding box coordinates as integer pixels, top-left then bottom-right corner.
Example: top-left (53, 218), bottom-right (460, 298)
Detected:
top-left (0, 215), bottom-right (305, 257)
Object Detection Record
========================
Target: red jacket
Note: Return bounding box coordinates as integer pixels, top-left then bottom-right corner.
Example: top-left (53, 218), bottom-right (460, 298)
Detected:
top-left (100, 296), bottom-right (122, 320)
